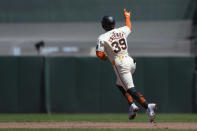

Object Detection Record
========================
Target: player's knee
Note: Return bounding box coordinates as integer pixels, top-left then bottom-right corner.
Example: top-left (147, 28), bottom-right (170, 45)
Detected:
top-left (127, 87), bottom-right (137, 95)
top-left (127, 87), bottom-right (143, 99)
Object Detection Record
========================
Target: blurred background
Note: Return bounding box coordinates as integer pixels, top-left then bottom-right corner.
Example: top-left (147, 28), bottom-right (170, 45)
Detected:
top-left (0, 0), bottom-right (196, 56)
top-left (0, 0), bottom-right (196, 114)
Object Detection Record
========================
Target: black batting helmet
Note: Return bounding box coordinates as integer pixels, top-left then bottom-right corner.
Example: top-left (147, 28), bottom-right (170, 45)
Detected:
top-left (101, 16), bottom-right (115, 31)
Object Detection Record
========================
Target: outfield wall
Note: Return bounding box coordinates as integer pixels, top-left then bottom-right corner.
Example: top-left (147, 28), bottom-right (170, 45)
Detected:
top-left (0, 56), bottom-right (195, 113)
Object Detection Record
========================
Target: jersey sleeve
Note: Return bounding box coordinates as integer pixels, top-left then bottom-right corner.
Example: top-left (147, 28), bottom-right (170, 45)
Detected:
top-left (119, 26), bottom-right (131, 38)
top-left (96, 37), bottom-right (105, 53)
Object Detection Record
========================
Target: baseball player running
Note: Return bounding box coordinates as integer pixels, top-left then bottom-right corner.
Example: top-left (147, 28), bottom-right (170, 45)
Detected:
top-left (96, 9), bottom-right (157, 122)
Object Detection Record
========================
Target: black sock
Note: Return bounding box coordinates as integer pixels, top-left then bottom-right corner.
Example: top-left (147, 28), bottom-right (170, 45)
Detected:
top-left (127, 88), bottom-right (148, 109)
top-left (117, 85), bottom-right (133, 105)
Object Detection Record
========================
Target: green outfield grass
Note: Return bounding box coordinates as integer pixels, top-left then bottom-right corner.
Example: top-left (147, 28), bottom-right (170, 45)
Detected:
top-left (0, 113), bottom-right (196, 131)
top-left (0, 113), bottom-right (196, 122)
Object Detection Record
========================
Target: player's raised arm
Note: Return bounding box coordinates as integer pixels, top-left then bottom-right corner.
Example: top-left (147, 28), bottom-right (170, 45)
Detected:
top-left (124, 9), bottom-right (132, 31)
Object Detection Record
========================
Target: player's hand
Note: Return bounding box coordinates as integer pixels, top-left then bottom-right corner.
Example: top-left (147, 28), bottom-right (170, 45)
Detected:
top-left (124, 9), bottom-right (131, 19)
top-left (96, 51), bottom-right (108, 61)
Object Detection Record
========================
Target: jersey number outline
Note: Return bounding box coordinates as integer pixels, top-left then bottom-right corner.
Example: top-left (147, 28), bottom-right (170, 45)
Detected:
top-left (111, 38), bottom-right (127, 53)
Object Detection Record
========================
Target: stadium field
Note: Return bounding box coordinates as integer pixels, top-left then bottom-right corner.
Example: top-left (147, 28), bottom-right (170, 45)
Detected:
top-left (0, 113), bottom-right (196, 122)
top-left (0, 113), bottom-right (196, 131)
top-left (0, 129), bottom-right (196, 131)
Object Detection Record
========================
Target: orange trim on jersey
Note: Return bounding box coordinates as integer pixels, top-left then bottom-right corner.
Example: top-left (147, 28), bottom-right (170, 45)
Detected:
top-left (96, 51), bottom-right (108, 61)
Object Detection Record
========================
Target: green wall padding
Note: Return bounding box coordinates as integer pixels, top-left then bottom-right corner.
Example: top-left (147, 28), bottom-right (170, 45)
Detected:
top-left (134, 57), bottom-right (195, 113)
top-left (194, 71), bottom-right (197, 112)
top-left (0, 56), bottom-right (195, 113)
top-left (46, 57), bottom-right (126, 113)
top-left (17, 57), bottom-right (44, 112)
top-left (0, 57), bottom-right (18, 112)
top-left (46, 56), bottom-right (195, 113)
top-left (0, 56), bottom-right (44, 113)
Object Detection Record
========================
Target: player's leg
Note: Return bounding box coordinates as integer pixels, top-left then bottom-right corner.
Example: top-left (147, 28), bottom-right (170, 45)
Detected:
top-left (127, 87), bottom-right (148, 109)
top-left (126, 86), bottom-right (157, 122)
top-left (118, 72), bottom-right (149, 109)
top-left (116, 85), bottom-right (133, 104)
top-left (114, 66), bottom-right (139, 120)
top-left (147, 103), bottom-right (157, 122)
top-left (116, 85), bottom-right (138, 119)
top-left (129, 58), bottom-right (157, 122)
top-left (114, 58), bottom-right (157, 122)
top-left (115, 68), bottom-right (134, 105)
top-left (116, 71), bottom-right (157, 122)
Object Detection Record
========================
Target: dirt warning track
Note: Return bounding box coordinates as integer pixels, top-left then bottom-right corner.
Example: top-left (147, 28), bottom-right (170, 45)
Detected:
top-left (0, 122), bottom-right (197, 129)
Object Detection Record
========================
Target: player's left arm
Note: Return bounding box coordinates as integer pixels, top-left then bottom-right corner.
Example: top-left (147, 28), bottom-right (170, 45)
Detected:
top-left (96, 39), bottom-right (108, 61)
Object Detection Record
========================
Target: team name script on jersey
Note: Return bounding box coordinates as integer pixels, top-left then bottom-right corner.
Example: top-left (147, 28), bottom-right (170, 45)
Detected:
top-left (109, 32), bottom-right (124, 42)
